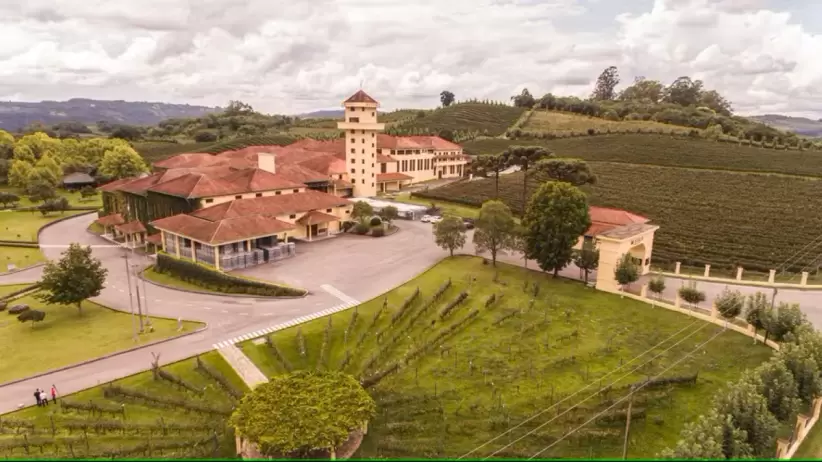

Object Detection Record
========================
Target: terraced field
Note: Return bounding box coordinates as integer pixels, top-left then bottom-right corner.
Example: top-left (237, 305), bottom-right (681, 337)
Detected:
top-left (522, 111), bottom-right (693, 136)
top-left (414, 166), bottom-right (822, 272)
top-left (0, 352), bottom-right (247, 459)
top-left (395, 103), bottom-right (525, 136)
top-left (240, 257), bottom-right (771, 458)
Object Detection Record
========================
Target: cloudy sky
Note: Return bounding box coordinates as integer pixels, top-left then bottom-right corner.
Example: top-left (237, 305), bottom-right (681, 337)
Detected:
top-left (1, 0), bottom-right (821, 117)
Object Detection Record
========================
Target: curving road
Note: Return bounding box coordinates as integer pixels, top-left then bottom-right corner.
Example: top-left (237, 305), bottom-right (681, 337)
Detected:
top-left (2, 213), bottom-right (822, 413)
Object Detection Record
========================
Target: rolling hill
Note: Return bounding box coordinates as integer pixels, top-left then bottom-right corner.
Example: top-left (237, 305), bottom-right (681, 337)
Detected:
top-left (749, 114), bottom-right (822, 137)
top-left (0, 98), bottom-right (220, 130)
top-left (392, 103), bottom-right (525, 136)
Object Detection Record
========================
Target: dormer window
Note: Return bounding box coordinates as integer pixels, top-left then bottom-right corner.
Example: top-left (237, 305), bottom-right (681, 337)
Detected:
top-left (235, 195), bottom-right (242, 200)
top-left (292, 189), bottom-right (299, 193)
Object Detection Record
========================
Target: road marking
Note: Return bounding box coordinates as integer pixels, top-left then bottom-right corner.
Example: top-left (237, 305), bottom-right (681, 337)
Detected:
top-left (320, 284), bottom-right (360, 306)
top-left (203, 307), bottom-right (212, 310)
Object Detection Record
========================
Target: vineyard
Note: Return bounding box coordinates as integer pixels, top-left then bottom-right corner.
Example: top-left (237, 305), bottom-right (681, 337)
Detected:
top-left (239, 256), bottom-right (770, 458)
top-left (521, 111), bottom-right (694, 137)
top-left (0, 352), bottom-right (247, 459)
top-left (394, 103), bottom-right (525, 137)
top-left (415, 166), bottom-right (822, 272)
top-left (132, 141), bottom-right (214, 163)
top-left (462, 135), bottom-right (822, 178)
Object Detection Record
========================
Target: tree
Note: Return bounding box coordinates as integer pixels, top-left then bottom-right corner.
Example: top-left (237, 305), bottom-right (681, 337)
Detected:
top-left (40, 197), bottom-right (69, 216)
top-left (225, 100), bottom-right (255, 116)
top-left (27, 182), bottom-right (57, 203)
top-left (79, 185), bottom-right (98, 201)
top-left (778, 342), bottom-right (822, 404)
top-left (508, 225), bottom-right (529, 269)
top-left (7, 159), bottom-right (33, 189)
top-left (574, 247), bottom-right (599, 284)
top-left (590, 66), bottom-right (620, 101)
top-left (474, 154), bottom-right (509, 198)
top-left (618, 77), bottom-right (665, 103)
top-left (473, 200), bottom-right (516, 266)
top-left (660, 410), bottom-right (751, 459)
top-left (663, 76), bottom-right (704, 107)
top-left (98, 145), bottom-right (149, 179)
top-left (678, 280), bottom-right (706, 309)
top-left (0, 191), bottom-right (19, 208)
top-left (699, 89), bottom-right (733, 116)
top-left (713, 379), bottom-right (779, 457)
top-left (614, 253), bottom-right (639, 294)
top-left (32, 153), bottom-right (62, 187)
top-left (229, 371), bottom-right (375, 458)
top-left (763, 302), bottom-right (806, 342)
top-left (37, 243), bottom-right (108, 315)
top-left (78, 138), bottom-right (130, 167)
top-left (523, 181), bottom-right (591, 277)
top-left (511, 88), bottom-right (536, 108)
top-left (13, 132), bottom-right (61, 162)
top-left (532, 158), bottom-right (596, 186)
top-left (109, 124), bottom-right (143, 141)
top-left (17, 309), bottom-right (46, 328)
top-left (193, 130), bottom-right (218, 143)
top-left (351, 201), bottom-right (374, 222)
top-left (750, 359), bottom-right (801, 421)
top-left (648, 274), bottom-right (666, 302)
top-left (503, 145), bottom-right (552, 208)
top-left (434, 215), bottom-right (467, 257)
top-left (378, 205), bottom-right (398, 226)
top-left (745, 292), bottom-right (770, 341)
top-left (440, 91), bottom-right (455, 107)
top-left (715, 287), bottom-right (745, 327)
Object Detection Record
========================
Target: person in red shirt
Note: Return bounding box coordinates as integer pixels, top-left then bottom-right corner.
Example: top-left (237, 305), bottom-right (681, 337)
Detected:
top-left (50, 385), bottom-right (57, 404)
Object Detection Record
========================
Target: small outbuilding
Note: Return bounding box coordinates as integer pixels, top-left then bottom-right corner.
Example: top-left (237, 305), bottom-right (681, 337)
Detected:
top-left (62, 172), bottom-right (96, 190)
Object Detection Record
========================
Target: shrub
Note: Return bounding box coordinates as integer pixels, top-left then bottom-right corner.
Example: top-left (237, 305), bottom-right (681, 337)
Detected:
top-left (8, 304), bottom-right (29, 315)
top-left (354, 223), bottom-right (370, 235)
top-left (154, 254), bottom-right (305, 297)
top-left (341, 221), bottom-right (355, 232)
top-left (371, 227), bottom-right (385, 237)
top-left (587, 128), bottom-right (595, 136)
top-left (370, 216), bottom-right (382, 227)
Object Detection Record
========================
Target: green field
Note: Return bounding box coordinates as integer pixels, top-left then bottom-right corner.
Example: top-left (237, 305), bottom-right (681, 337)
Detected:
top-left (0, 352), bottom-right (246, 459)
top-left (0, 186), bottom-right (103, 209)
top-left (240, 257), bottom-right (771, 458)
top-left (462, 134), bottom-right (822, 178)
top-left (0, 247), bottom-right (45, 272)
top-left (0, 210), bottom-right (92, 242)
top-left (0, 289), bottom-right (202, 384)
top-left (395, 103), bottom-right (525, 136)
top-left (522, 111), bottom-right (693, 136)
top-left (415, 166), bottom-right (822, 272)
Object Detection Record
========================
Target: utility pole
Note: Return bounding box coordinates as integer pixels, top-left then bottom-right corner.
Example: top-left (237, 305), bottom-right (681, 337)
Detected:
top-left (622, 386), bottom-right (635, 460)
top-left (135, 271), bottom-right (144, 333)
top-left (123, 252), bottom-right (137, 341)
top-left (140, 252), bottom-right (152, 327)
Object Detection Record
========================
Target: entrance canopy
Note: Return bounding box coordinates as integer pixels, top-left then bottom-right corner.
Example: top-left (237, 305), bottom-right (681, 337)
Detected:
top-left (594, 222), bottom-right (660, 294)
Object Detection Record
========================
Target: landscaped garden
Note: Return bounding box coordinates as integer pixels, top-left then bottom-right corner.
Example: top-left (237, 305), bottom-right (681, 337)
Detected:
top-left (239, 256), bottom-right (773, 458)
top-left (0, 284), bottom-right (202, 384)
top-left (0, 352), bottom-right (247, 458)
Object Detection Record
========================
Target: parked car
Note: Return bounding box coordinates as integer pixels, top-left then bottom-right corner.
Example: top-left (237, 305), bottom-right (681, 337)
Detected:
top-left (421, 215), bottom-right (432, 223)
top-left (429, 216), bottom-right (443, 224)
top-left (462, 218), bottom-right (475, 230)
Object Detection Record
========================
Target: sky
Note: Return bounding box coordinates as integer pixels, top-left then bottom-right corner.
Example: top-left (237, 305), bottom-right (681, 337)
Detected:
top-left (1, 0), bottom-right (821, 118)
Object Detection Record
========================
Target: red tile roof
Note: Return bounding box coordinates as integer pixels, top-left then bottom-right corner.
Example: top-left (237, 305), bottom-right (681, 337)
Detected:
top-left (377, 172), bottom-right (413, 182)
top-left (585, 207), bottom-right (650, 237)
top-left (153, 153), bottom-right (224, 170)
top-left (192, 190), bottom-right (351, 222)
top-left (96, 213), bottom-right (124, 227)
top-left (151, 214), bottom-right (295, 245)
top-left (146, 233), bottom-right (163, 244)
top-left (332, 178), bottom-right (354, 189)
top-left (276, 164), bottom-right (329, 184)
top-left (296, 210), bottom-right (339, 225)
top-left (98, 178), bottom-right (134, 192)
top-left (377, 154), bottom-right (396, 163)
top-left (344, 90), bottom-right (378, 104)
top-left (221, 168), bottom-right (306, 192)
top-left (147, 173), bottom-right (238, 199)
top-left (116, 220), bottom-right (147, 234)
top-left (377, 134), bottom-right (462, 151)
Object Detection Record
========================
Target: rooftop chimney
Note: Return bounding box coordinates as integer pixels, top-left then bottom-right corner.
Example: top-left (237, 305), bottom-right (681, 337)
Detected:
top-left (257, 153), bottom-right (276, 174)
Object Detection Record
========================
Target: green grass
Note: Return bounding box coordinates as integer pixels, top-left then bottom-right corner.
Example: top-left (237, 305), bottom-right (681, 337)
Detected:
top-left (0, 210), bottom-right (91, 241)
top-left (522, 111), bottom-right (694, 136)
top-left (388, 192), bottom-right (480, 219)
top-left (0, 351), bottom-right (246, 459)
top-left (395, 103), bottom-right (525, 136)
top-left (794, 418), bottom-right (822, 458)
top-left (415, 164), bottom-right (822, 273)
top-left (0, 284), bottom-right (31, 298)
top-left (0, 246), bottom-right (45, 271)
top-left (462, 134), bottom-right (822, 178)
top-left (240, 256), bottom-right (772, 458)
top-left (0, 186), bottom-right (102, 209)
top-left (0, 291), bottom-right (203, 384)
top-left (142, 265), bottom-right (224, 294)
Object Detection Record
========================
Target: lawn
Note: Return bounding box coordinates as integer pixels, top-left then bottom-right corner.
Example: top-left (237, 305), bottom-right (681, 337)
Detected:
top-left (389, 192), bottom-right (480, 219)
top-left (0, 186), bottom-right (103, 209)
top-left (462, 134), bottom-right (822, 178)
top-left (0, 351), bottom-right (247, 459)
top-left (415, 164), bottom-right (822, 273)
top-left (0, 246), bottom-right (45, 272)
top-left (239, 256), bottom-right (772, 458)
top-left (394, 103), bottom-right (526, 136)
top-left (0, 290), bottom-right (203, 384)
top-left (0, 284), bottom-right (31, 298)
top-left (0, 209), bottom-right (92, 241)
top-left (142, 265), bottom-right (224, 295)
top-left (522, 111), bottom-right (693, 136)
top-left (794, 418), bottom-right (822, 459)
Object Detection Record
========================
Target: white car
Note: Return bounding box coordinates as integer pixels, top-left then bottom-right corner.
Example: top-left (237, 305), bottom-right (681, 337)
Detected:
top-left (420, 215), bottom-right (432, 223)
top-left (429, 216), bottom-right (443, 224)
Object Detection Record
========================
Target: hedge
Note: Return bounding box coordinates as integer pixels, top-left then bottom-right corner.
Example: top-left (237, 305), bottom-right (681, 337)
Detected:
top-left (0, 283), bottom-right (41, 302)
top-left (0, 240), bottom-right (39, 247)
top-left (154, 253), bottom-right (306, 297)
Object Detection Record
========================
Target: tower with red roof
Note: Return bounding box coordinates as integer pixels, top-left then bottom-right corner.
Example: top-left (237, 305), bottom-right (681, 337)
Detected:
top-left (337, 90), bottom-right (385, 197)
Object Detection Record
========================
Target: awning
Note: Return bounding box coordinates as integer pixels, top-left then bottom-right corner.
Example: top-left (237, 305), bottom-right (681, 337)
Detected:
top-left (296, 210), bottom-right (340, 226)
top-left (96, 213), bottom-right (125, 227)
top-left (377, 172), bottom-right (413, 182)
top-left (115, 220), bottom-right (147, 234)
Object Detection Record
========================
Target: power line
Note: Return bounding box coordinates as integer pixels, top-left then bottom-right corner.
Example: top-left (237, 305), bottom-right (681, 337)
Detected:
top-left (527, 328), bottom-right (726, 460)
top-left (462, 319), bottom-right (707, 460)
top-left (482, 321), bottom-right (711, 460)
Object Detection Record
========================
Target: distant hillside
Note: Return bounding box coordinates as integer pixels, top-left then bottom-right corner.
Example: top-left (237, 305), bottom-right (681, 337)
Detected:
top-left (0, 98), bottom-right (220, 130)
top-left (297, 110), bottom-right (345, 119)
top-left (749, 114), bottom-right (822, 137)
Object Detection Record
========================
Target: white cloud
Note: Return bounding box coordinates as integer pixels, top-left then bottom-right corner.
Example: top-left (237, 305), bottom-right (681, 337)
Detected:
top-left (0, 0), bottom-right (820, 117)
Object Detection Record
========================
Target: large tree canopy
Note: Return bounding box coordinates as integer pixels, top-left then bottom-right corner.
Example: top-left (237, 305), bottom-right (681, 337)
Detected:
top-left (230, 371), bottom-right (376, 458)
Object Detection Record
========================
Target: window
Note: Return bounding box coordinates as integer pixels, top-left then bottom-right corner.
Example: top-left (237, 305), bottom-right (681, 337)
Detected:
top-left (362, 169), bottom-right (365, 174)
top-left (346, 210), bottom-right (350, 214)
top-left (351, 168), bottom-right (355, 173)
top-left (361, 179), bottom-right (365, 184)
top-left (276, 191), bottom-right (282, 195)
top-left (350, 148), bottom-right (355, 153)
top-left (289, 214), bottom-right (296, 219)
top-left (349, 117), bottom-right (360, 123)
top-left (372, 143), bottom-right (375, 148)
top-left (372, 133), bottom-right (375, 138)
top-left (326, 208), bottom-right (332, 212)
top-left (204, 198), bottom-right (213, 204)
top-left (361, 138), bottom-right (365, 143)
top-left (350, 138), bottom-right (355, 143)
top-left (362, 159), bottom-right (365, 164)
top-left (372, 153), bottom-right (374, 158)
top-left (361, 130), bottom-right (365, 134)
top-left (381, 163), bottom-right (387, 173)
top-left (293, 189), bottom-right (299, 193)
top-left (371, 163), bottom-right (374, 167)
top-left (338, 174), bottom-right (343, 179)
top-left (351, 158), bottom-right (355, 163)
top-left (371, 183), bottom-right (374, 187)
top-left (255, 193), bottom-right (262, 197)
top-left (371, 173), bottom-right (374, 177)
top-left (235, 195), bottom-right (242, 200)
top-left (361, 149), bottom-right (365, 154)
top-left (350, 130), bottom-right (354, 134)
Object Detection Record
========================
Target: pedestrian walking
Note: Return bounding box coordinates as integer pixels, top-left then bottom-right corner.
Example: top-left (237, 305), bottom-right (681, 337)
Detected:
top-left (33, 389), bottom-right (41, 407)
top-left (41, 388), bottom-right (49, 406)
top-left (50, 385), bottom-right (57, 404)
